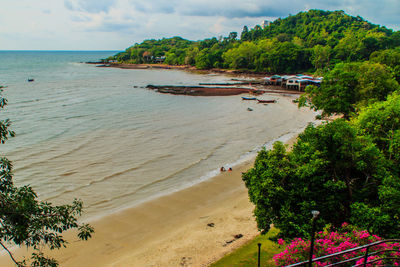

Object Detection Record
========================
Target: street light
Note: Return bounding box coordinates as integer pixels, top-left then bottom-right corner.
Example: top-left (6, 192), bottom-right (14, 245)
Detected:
top-left (309, 210), bottom-right (320, 267)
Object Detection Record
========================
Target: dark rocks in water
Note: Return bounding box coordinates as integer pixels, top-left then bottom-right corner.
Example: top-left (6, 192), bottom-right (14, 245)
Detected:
top-left (199, 82), bottom-right (250, 86)
top-left (146, 84), bottom-right (262, 96)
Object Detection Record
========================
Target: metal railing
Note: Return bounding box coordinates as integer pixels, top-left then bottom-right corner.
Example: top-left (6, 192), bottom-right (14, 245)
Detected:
top-left (285, 239), bottom-right (400, 267)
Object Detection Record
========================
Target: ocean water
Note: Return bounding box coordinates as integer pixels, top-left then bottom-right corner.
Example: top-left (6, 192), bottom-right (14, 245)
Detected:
top-left (0, 51), bottom-right (317, 221)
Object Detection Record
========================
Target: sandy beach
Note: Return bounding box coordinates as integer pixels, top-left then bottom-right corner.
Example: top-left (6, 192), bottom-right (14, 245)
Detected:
top-left (0, 128), bottom-right (300, 267)
top-left (0, 56), bottom-right (317, 267)
top-left (1, 159), bottom-right (260, 267)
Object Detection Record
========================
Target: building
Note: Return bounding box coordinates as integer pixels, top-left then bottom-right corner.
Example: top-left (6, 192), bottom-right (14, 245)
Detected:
top-left (261, 20), bottom-right (270, 29)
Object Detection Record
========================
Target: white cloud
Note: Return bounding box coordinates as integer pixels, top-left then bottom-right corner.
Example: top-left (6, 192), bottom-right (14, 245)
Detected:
top-left (0, 0), bottom-right (398, 50)
top-left (64, 0), bottom-right (116, 13)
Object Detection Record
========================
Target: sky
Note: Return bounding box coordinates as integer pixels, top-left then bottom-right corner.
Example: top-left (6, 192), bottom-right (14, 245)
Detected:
top-left (1, 0), bottom-right (399, 51)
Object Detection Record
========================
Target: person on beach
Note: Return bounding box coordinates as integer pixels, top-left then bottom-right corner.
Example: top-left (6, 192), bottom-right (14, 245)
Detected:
top-left (220, 167), bottom-right (226, 172)
top-left (228, 167), bottom-right (232, 172)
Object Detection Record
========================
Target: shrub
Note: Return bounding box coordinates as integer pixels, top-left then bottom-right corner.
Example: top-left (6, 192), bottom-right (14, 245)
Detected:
top-left (273, 224), bottom-right (400, 266)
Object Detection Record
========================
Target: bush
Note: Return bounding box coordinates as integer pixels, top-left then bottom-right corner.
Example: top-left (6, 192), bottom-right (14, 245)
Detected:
top-left (273, 224), bottom-right (400, 266)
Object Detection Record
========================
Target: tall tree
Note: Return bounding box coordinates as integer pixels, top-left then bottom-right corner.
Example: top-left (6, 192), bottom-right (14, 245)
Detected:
top-left (243, 119), bottom-right (394, 238)
top-left (240, 26), bottom-right (249, 41)
top-left (299, 61), bottom-right (399, 119)
top-left (311, 44), bottom-right (331, 70)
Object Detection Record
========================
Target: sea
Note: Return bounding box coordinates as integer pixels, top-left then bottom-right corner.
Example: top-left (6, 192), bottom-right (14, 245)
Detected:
top-left (0, 51), bottom-right (317, 221)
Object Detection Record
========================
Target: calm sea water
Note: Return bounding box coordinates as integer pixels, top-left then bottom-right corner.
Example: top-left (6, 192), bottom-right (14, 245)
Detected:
top-left (0, 51), bottom-right (316, 221)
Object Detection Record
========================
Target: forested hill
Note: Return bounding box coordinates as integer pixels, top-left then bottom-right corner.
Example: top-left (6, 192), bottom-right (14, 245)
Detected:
top-left (111, 9), bottom-right (400, 74)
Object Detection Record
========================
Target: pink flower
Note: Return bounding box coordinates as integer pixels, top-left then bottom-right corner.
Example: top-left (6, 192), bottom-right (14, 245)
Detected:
top-left (273, 227), bottom-right (396, 266)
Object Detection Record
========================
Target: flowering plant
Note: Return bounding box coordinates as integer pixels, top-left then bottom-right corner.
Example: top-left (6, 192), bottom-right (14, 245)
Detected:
top-left (273, 224), bottom-right (400, 266)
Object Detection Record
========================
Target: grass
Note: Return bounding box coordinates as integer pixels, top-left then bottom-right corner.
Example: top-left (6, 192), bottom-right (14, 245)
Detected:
top-left (210, 228), bottom-right (283, 267)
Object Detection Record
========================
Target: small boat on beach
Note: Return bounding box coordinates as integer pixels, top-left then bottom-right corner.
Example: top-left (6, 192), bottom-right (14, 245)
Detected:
top-left (242, 97), bottom-right (257, 100)
top-left (257, 99), bottom-right (276, 103)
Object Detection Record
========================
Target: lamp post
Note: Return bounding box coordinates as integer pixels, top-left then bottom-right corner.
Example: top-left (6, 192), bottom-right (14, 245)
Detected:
top-left (308, 210), bottom-right (320, 267)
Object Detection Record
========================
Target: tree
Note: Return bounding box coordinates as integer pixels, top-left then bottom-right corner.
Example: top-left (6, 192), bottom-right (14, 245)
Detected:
top-left (195, 48), bottom-right (212, 69)
top-left (370, 48), bottom-right (400, 83)
top-left (227, 32), bottom-right (238, 42)
top-left (222, 42), bottom-right (259, 69)
top-left (243, 119), bottom-right (393, 238)
top-left (349, 93), bottom-right (400, 237)
top-left (352, 92), bottom-right (400, 170)
top-left (240, 26), bottom-right (249, 41)
top-left (0, 87), bottom-right (94, 266)
top-left (311, 44), bottom-right (331, 70)
top-left (299, 61), bottom-right (400, 119)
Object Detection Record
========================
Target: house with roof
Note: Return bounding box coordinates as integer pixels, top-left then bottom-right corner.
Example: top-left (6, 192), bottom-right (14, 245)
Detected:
top-left (265, 75), bottom-right (282, 85)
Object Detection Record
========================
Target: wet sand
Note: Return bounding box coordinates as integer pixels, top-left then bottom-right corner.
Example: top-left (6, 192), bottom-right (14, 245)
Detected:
top-left (0, 159), bottom-right (260, 267)
top-left (0, 137), bottom-right (300, 267)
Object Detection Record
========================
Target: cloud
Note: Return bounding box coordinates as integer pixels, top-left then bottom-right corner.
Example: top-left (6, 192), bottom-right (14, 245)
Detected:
top-left (60, 0), bottom-right (399, 50)
top-left (3, 0), bottom-right (395, 50)
top-left (89, 20), bottom-right (137, 33)
top-left (64, 0), bottom-right (116, 13)
top-left (63, 0), bottom-right (400, 29)
top-left (176, 0), bottom-right (290, 18)
top-left (132, 1), bottom-right (176, 14)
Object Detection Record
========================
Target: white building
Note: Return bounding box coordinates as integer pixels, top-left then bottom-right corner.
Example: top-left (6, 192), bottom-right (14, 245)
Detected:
top-left (261, 20), bottom-right (270, 29)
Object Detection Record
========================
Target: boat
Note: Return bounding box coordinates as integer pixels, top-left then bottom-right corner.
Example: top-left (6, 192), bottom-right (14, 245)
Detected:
top-left (242, 97), bottom-right (257, 100)
top-left (27, 78), bottom-right (34, 82)
top-left (257, 99), bottom-right (276, 103)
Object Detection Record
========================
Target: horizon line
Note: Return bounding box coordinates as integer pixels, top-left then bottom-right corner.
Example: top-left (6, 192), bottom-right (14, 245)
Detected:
top-left (0, 50), bottom-right (122, 52)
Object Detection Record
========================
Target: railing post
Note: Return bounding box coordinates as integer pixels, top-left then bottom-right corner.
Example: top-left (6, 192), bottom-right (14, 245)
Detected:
top-left (258, 243), bottom-right (261, 267)
top-left (309, 210), bottom-right (319, 267)
top-left (363, 246), bottom-right (369, 267)
top-left (308, 219), bottom-right (317, 267)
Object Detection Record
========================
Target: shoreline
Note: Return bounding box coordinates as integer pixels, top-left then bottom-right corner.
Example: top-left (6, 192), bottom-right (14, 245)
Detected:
top-left (0, 131), bottom-right (303, 267)
top-left (0, 64), bottom-right (314, 266)
top-left (84, 128), bottom-right (306, 223)
top-left (92, 62), bottom-right (268, 78)
top-left (92, 62), bottom-right (305, 97)
top-left (0, 157), bottom-right (259, 267)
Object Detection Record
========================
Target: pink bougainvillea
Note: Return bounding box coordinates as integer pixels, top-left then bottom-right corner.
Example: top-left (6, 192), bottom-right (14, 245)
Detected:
top-left (273, 225), bottom-right (400, 266)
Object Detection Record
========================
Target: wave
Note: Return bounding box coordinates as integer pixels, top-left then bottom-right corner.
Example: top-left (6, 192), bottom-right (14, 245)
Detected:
top-left (13, 134), bottom-right (98, 172)
top-left (84, 123), bottom-right (317, 222)
top-left (45, 153), bottom-right (175, 202)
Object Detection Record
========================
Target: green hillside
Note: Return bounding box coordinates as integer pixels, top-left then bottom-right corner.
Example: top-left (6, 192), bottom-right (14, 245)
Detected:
top-left (111, 9), bottom-right (400, 74)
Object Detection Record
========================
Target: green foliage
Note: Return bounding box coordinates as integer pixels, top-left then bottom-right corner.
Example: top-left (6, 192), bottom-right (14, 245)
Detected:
top-left (353, 92), bottom-right (400, 165)
top-left (352, 93), bottom-right (400, 233)
top-left (112, 10), bottom-right (399, 74)
top-left (223, 42), bottom-right (259, 69)
top-left (300, 61), bottom-right (399, 118)
top-left (0, 89), bottom-right (94, 266)
top-left (311, 45), bottom-right (331, 70)
top-left (210, 228), bottom-right (281, 267)
top-left (243, 119), bottom-right (397, 239)
top-left (114, 37), bottom-right (192, 64)
top-left (370, 48), bottom-right (400, 82)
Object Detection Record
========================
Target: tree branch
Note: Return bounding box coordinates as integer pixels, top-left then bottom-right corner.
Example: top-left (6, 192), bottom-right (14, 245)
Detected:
top-left (0, 241), bottom-right (24, 267)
